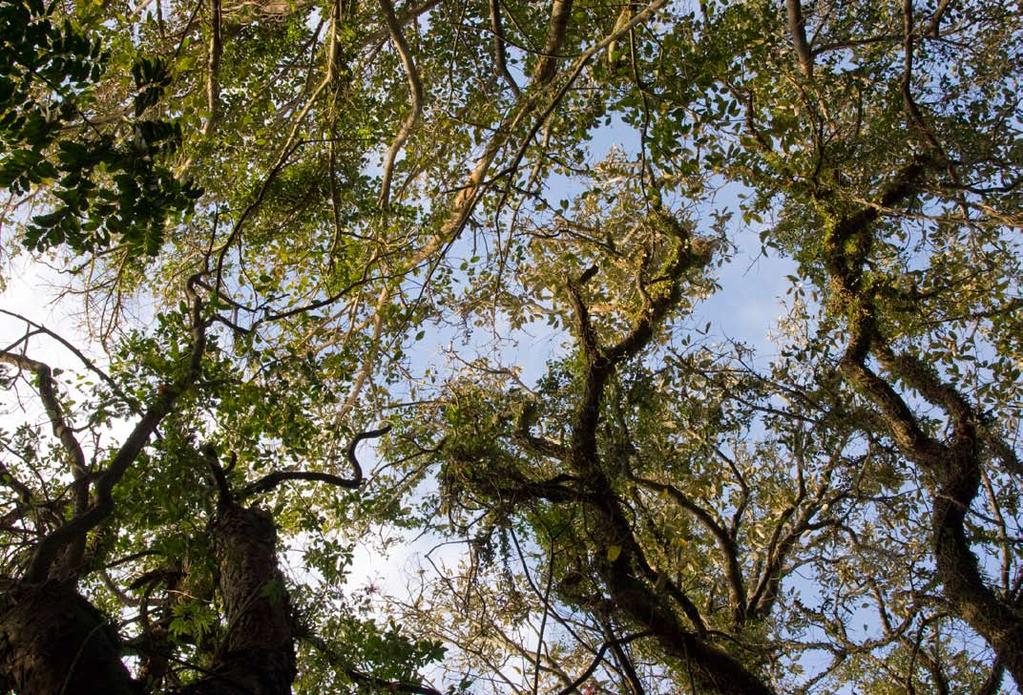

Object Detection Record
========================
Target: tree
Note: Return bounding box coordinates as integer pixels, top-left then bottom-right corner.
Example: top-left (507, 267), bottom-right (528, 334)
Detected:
top-left (0, 0), bottom-right (1020, 692)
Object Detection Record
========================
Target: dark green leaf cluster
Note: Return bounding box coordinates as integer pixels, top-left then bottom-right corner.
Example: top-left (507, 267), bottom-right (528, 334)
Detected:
top-left (0, 1), bottom-right (200, 255)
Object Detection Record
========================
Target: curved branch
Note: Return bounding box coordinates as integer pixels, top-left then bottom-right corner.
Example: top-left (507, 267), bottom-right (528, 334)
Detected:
top-left (0, 310), bottom-right (142, 414)
top-left (923, 0), bottom-right (953, 37)
top-left (632, 474), bottom-right (747, 626)
top-left (0, 353), bottom-right (88, 495)
top-left (822, 162), bottom-right (1023, 686)
top-left (555, 630), bottom-right (653, 695)
top-left (242, 470), bottom-right (361, 498)
top-left (202, 445), bottom-right (233, 504)
top-left (556, 230), bottom-right (772, 693)
top-left (240, 425), bottom-right (392, 498)
top-left (604, 231), bottom-right (710, 366)
top-left (513, 401), bottom-right (567, 460)
top-left (976, 654), bottom-right (1005, 695)
top-left (0, 350), bottom-right (91, 574)
top-left (566, 264), bottom-right (601, 364)
top-left (377, 0), bottom-right (424, 209)
top-left (362, 0), bottom-right (443, 54)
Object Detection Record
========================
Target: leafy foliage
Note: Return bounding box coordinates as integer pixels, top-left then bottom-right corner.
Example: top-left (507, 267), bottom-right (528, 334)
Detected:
top-left (0, 0), bottom-right (1020, 693)
top-left (0, 0), bottom-right (199, 254)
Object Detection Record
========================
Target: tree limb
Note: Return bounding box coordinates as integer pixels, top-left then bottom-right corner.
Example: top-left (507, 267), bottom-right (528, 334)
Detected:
top-left (24, 280), bottom-right (208, 584)
top-left (0, 351), bottom-right (91, 576)
top-left (0, 310), bottom-right (142, 414)
top-left (489, 0), bottom-right (520, 96)
top-left (555, 630), bottom-right (652, 695)
top-left (202, 0), bottom-right (222, 136)
top-left (632, 473), bottom-right (747, 626)
top-left (785, 0), bottom-right (814, 78)
top-left (240, 424), bottom-right (392, 498)
top-left (532, 0), bottom-right (574, 83)
top-left (377, 0), bottom-right (424, 209)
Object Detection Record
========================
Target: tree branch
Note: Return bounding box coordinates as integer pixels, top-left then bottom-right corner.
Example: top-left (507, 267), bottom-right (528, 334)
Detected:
top-left (513, 401), bottom-right (568, 460)
top-left (0, 350), bottom-right (91, 575)
top-left (377, 0), bottom-right (424, 209)
top-left (202, 0), bottom-right (222, 136)
top-left (532, 0), bottom-right (574, 83)
top-left (240, 424), bottom-right (391, 498)
top-left (0, 310), bottom-right (142, 415)
top-left (0, 353), bottom-right (88, 502)
top-left (555, 630), bottom-right (652, 695)
top-left (489, 0), bottom-right (520, 96)
top-left (300, 631), bottom-right (443, 695)
top-left (785, 0), bottom-right (814, 78)
top-left (632, 474), bottom-right (747, 626)
top-left (24, 280), bottom-right (208, 584)
top-left (821, 160), bottom-right (1023, 686)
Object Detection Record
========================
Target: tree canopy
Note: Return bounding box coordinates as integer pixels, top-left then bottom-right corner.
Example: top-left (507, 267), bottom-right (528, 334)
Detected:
top-left (0, 0), bottom-right (1021, 692)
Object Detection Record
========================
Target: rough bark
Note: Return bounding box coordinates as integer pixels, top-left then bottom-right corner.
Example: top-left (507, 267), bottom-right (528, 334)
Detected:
top-left (177, 502), bottom-right (296, 694)
top-left (593, 493), bottom-right (774, 695)
top-left (0, 502), bottom-right (296, 695)
top-left (555, 241), bottom-right (776, 695)
top-left (0, 581), bottom-right (138, 695)
top-left (931, 448), bottom-right (1023, 686)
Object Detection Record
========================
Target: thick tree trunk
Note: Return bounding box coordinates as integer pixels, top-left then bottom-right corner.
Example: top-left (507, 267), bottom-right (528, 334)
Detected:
top-left (0, 581), bottom-right (138, 695)
top-left (0, 501), bottom-right (296, 695)
top-left (932, 455), bottom-right (1023, 687)
top-left (177, 502), bottom-right (296, 694)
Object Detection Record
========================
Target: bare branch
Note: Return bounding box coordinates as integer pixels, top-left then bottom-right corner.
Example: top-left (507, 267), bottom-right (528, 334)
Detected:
top-left (240, 425), bottom-right (392, 498)
top-left (785, 0), bottom-right (814, 78)
top-left (377, 0), bottom-right (424, 209)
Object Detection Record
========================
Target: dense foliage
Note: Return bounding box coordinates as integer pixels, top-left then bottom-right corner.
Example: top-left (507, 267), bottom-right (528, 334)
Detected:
top-left (0, 0), bottom-right (1021, 692)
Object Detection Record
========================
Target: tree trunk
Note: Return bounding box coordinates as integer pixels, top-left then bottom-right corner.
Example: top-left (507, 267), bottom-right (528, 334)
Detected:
top-left (177, 502), bottom-right (296, 694)
top-left (0, 500), bottom-right (296, 695)
top-left (932, 454), bottom-right (1023, 688)
top-left (0, 581), bottom-right (138, 695)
